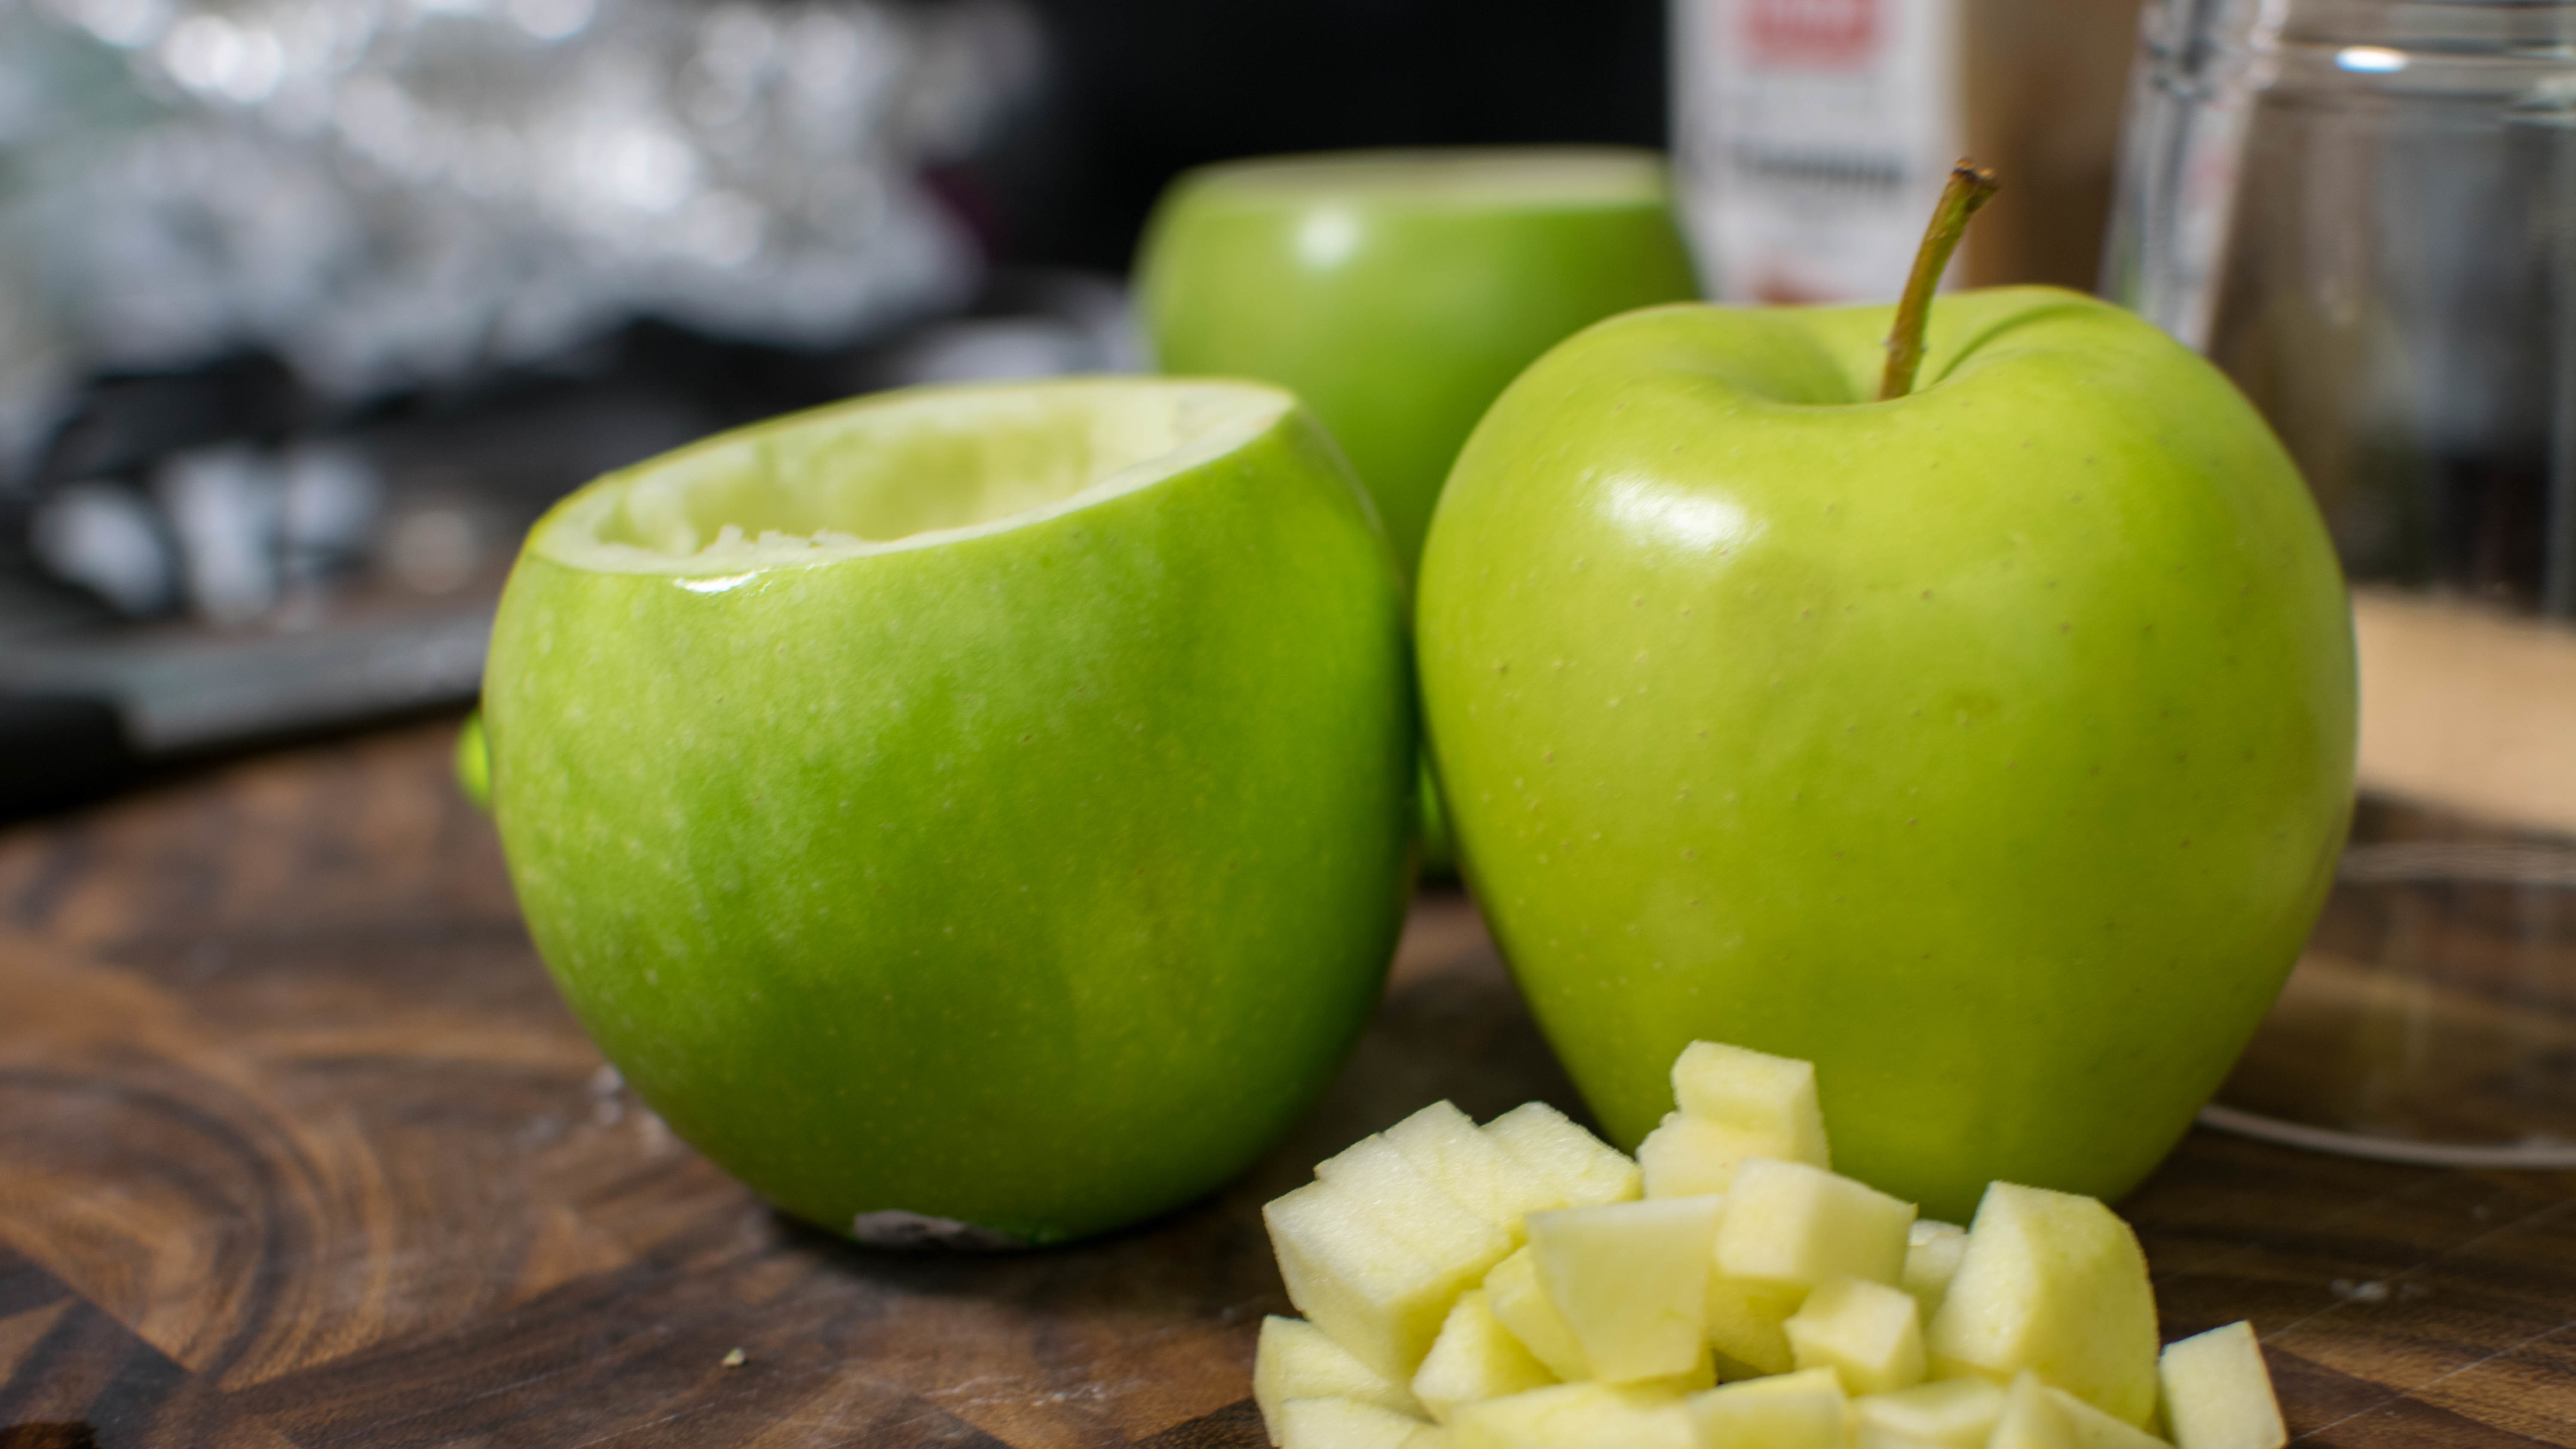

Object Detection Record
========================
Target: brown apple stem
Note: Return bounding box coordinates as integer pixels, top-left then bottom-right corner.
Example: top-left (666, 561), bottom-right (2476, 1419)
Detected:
top-left (1876, 162), bottom-right (2002, 403)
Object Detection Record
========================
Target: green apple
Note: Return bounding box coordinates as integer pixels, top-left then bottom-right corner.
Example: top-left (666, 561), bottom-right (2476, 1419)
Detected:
top-left (484, 377), bottom-right (1414, 1246)
top-left (1139, 149), bottom-right (1701, 871)
top-left (1415, 171), bottom-right (2355, 1222)
top-left (1136, 147), bottom-right (1700, 576)
top-left (455, 709), bottom-right (491, 811)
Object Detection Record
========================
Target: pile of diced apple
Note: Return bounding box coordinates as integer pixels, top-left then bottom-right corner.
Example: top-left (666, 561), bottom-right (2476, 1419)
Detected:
top-left (1257, 1042), bottom-right (2285, 1449)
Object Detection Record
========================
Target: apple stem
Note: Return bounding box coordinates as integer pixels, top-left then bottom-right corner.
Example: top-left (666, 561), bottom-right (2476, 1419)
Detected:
top-left (1877, 162), bottom-right (2002, 403)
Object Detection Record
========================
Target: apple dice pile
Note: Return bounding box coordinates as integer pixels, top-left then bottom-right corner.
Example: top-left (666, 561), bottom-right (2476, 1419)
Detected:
top-left (1256, 1043), bottom-right (2285, 1449)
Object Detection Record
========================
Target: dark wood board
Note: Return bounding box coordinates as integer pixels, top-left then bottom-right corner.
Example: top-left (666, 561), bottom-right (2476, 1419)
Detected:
top-left (0, 720), bottom-right (2571, 1447)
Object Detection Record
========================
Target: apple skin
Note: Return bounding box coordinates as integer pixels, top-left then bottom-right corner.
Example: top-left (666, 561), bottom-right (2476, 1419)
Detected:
top-left (1136, 148), bottom-right (1702, 575)
top-left (1417, 287), bottom-right (2354, 1221)
top-left (454, 710), bottom-right (491, 811)
top-left (1139, 149), bottom-right (1700, 872)
top-left (485, 379), bottom-right (1415, 1246)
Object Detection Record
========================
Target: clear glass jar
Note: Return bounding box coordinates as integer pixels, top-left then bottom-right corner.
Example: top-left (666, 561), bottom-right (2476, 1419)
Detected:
top-left (2106, 0), bottom-right (2576, 1164)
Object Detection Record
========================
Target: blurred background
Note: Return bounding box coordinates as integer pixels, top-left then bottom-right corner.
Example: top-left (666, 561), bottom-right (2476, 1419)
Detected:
top-left (0, 0), bottom-right (2164, 820)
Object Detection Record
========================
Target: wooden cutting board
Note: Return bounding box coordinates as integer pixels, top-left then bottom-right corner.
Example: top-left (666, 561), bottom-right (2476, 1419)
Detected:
top-left (0, 720), bottom-right (2571, 1447)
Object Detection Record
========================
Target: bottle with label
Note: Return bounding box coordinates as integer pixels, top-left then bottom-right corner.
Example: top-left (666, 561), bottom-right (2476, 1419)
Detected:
top-left (1671, 0), bottom-right (2145, 302)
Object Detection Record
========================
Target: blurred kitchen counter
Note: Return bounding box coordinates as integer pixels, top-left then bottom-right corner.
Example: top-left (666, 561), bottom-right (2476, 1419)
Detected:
top-left (0, 722), bottom-right (2572, 1446)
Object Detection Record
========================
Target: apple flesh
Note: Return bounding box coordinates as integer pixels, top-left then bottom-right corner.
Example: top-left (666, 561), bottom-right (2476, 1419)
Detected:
top-left (1255, 1039), bottom-right (2287, 1449)
top-left (1274, 1397), bottom-right (1431, 1449)
top-left (1902, 1220), bottom-right (1971, 1324)
top-left (1449, 1382), bottom-right (1696, 1449)
top-left (1640, 1041), bottom-right (1831, 1198)
top-left (1527, 1195), bottom-right (1726, 1382)
top-left (1703, 1271), bottom-right (1801, 1378)
top-left (1412, 1290), bottom-right (1557, 1422)
top-left (1256, 1315), bottom-right (1422, 1437)
top-left (1715, 1158), bottom-right (1915, 1294)
top-left (1382, 1100), bottom-right (1557, 1235)
top-left (1482, 1245), bottom-right (1593, 1382)
top-left (1686, 1367), bottom-right (1847, 1449)
top-left (485, 378), bottom-right (1414, 1247)
top-left (2158, 1323), bottom-right (2287, 1449)
top-left (1991, 1371), bottom-right (2170, 1449)
top-left (1926, 1182), bottom-right (2160, 1427)
top-left (1269, 1103), bottom-right (1637, 1381)
top-left (1416, 286), bottom-right (2355, 1220)
top-left (1785, 1276), bottom-right (1927, 1395)
top-left (1853, 1376), bottom-right (2007, 1449)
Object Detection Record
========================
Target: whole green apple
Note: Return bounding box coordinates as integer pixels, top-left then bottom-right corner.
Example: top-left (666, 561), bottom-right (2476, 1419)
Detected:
top-left (485, 377), bottom-right (1415, 1246)
top-left (1417, 286), bottom-right (2355, 1221)
top-left (1136, 147), bottom-right (1701, 577)
top-left (1137, 148), bottom-right (1700, 870)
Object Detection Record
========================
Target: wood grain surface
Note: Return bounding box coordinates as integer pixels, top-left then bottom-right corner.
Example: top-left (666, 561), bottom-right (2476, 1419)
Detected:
top-left (1, 720), bottom-right (2573, 1447)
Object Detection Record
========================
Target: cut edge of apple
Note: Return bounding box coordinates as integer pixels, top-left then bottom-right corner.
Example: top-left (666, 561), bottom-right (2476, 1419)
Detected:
top-left (526, 376), bottom-right (1302, 576)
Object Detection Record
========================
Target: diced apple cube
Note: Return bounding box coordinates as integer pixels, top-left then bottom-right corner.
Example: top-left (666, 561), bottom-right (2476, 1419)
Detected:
top-left (1925, 1182), bottom-right (2159, 1429)
top-left (2056, 1380), bottom-right (2170, 1449)
top-left (1265, 1180), bottom-right (1477, 1381)
top-left (1276, 1397), bottom-right (1429, 1449)
top-left (1901, 1220), bottom-right (1969, 1323)
top-left (1448, 1383), bottom-right (1695, 1449)
top-left (1988, 1372), bottom-right (2077, 1449)
top-left (1482, 1246), bottom-right (1592, 1381)
top-left (1704, 1271), bottom-right (1804, 1378)
top-left (1715, 1159), bottom-right (1914, 1293)
top-left (1258, 1316), bottom-right (1422, 1439)
top-left (1482, 1103), bottom-right (1642, 1210)
top-left (1669, 1041), bottom-right (1831, 1168)
top-left (1400, 1428), bottom-right (1448, 1449)
top-left (1317, 1133), bottom-right (1516, 1273)
top-left (1851, 1376), bottom-right (2004, 1449)
top-left (1638, 1112), bottom-right (1795, 1197)
top-left (1627, 1346), bottom-right (1719, 1396)
top-left (1384, 1100), bottom-right (1558, 1233)
top-left (1528, 1195), bottom-right (1727, 1382)
top-left (1785, 1277), bottom-right (1926, 1395)
top-left (1989, 1371), bottom-right (2173, 1449)
top-left (1683, 1367), bottom-right (1847, 1449)
top-left (1412, 1290), bottom-right (1557, 1423)
top-left (2158, 1322), bottom-right (2286, 1449)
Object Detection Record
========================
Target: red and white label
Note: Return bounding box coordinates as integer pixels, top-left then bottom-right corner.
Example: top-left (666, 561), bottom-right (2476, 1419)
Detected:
top-left (1742, 0), bottom-right (1879, 68)
top-left (1672, 0), bottom-right (1964, 303)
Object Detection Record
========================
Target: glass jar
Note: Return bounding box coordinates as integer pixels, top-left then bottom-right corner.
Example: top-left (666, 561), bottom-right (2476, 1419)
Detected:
top-left (2106, 0), bottom-right (2576, 1164)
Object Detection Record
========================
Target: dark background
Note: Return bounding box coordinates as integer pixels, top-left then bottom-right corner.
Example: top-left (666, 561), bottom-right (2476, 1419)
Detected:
top-left (974, 0), bottom-right (1669, 271)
